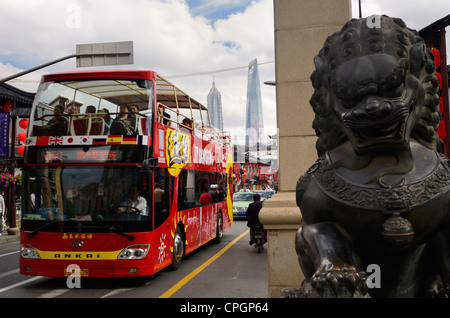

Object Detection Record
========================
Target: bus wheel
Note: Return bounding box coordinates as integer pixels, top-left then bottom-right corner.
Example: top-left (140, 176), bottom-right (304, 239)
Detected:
top-left (214, 212), bottom-right (223, 244)
top-left (171, 226), bottom-right (184, 270)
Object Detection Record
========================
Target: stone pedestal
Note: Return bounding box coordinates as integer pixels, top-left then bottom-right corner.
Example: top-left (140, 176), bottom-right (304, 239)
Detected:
top-left (7, 227), bottom-right (19, 235)
top-left (260, 0), bottom-right (351, 298)
top-left (259, 191), bottom-right (302, 297)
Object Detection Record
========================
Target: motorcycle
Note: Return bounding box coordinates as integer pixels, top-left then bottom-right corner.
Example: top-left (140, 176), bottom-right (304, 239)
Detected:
top-left (253, 223), bottom-right (265, 253)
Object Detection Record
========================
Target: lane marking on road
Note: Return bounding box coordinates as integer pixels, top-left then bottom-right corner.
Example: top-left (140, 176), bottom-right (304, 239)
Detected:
top-left (37, 289), bottom-right (72, 298)
top-left (159, 229), bottom-right (249, 298)
top-left (101, 288), bottom-right (133, 298)
top-left (0, 250), bottom-right (20, 258)
top-left (0, 276), bottom-right (42, 294)
top-left (0, 269), bottom-right (20, 280)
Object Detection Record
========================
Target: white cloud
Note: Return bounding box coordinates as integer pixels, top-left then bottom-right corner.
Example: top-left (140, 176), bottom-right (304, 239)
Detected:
top-left (352, 0), bottom-right (450, 30)
top-left (1, 0), bottom-right (448, 136)
top-left (0, 0), bottom-right (275, 134)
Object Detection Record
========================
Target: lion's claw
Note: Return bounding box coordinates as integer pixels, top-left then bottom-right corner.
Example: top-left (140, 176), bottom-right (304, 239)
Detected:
top-left (310, 264), bottom-right (368, 297)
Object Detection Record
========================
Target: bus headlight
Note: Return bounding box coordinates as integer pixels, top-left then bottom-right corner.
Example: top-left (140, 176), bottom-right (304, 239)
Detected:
top-left (118, 244), bottom-right (150, 260)
top-left (21, 244), bottom-right (41, 259)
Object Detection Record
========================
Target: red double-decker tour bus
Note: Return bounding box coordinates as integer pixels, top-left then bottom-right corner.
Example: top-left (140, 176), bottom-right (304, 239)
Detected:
top-left (19, 69), bottom-right (234, 277)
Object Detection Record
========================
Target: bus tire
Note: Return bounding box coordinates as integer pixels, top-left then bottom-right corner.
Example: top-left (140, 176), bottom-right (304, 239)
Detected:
top-left (214, 212), bottom-right (223, 244)
top-left (171, 226), bottom-right (184, 271)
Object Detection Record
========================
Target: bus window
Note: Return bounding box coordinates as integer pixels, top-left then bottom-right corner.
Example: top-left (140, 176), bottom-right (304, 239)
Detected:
top-left (154, 168), bottom-right (172, 228)
top-left (190, 171), bottom-right (227, 207)
top-left (30, 79), bottom-right (154, 137)
top-left (178, 170), bottom-right (195, 210)
top-left (21, 165), bottom-right (153, 233)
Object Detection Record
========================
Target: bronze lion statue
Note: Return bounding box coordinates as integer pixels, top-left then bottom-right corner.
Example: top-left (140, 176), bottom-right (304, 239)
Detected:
top-left (295, 16), bottom-right (450, 298)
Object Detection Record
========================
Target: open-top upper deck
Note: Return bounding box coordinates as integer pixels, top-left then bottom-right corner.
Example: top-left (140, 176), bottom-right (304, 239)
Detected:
top-left (26, 69), bottom-right (231, 172)
top-left (41, 69), bottom-right (207, 110)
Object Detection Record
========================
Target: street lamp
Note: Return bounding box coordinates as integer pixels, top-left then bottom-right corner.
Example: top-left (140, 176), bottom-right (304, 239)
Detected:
top-left (0, 41), bottom-right (133, 83)
top-left (264, 80), bottom-right (276, 86)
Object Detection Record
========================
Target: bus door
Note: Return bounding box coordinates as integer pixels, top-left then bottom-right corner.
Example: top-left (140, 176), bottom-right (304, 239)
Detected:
top-left (153, 167), bottom-right (171, 228)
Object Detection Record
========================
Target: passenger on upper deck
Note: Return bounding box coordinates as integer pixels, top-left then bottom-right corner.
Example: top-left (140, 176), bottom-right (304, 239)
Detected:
top-left (158, 104), bottom-right (170, 125)
top-left (180, 118), bottom-right (193, 134)
top-left (98, 108), bottom-right (113, 135)
top-left (45, 105), bottom-right (68, 135)
top-left (86, 105), bottom-right (96, 114)
top-left (110, 105), bottom-right (135, 135)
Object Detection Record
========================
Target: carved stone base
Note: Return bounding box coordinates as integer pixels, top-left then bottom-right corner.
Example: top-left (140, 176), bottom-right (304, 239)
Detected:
top-left (280, 288), bottom-right (305, 298)
top-left (7, 227), bottom-right (19, 235)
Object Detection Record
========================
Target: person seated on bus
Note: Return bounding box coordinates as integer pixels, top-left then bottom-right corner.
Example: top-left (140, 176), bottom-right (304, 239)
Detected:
top-left (180, 118), bottom-right (193, 134)
top-left (115, 184), bottom-right (148, 218)
top-left (208, 184), bottom-right (219, 203)
top-left (68, 107), bottom-right (78, 115)
top-left (158, 105), bottom-right (170, 125)
top-left (154, 182), bottom-right (165, 214)
top-left (44, 105), bottom-right (68, 135)
top-left (85, 105), bottom-right (96, 114)
top-left (110, 105), bottom-right (135, 135)
top-left (98, 108), bottom-right (113, 134)
top-left (218, 183), bottom-right (225, 202)
top-left (199, 188), bottom-right (213, 206)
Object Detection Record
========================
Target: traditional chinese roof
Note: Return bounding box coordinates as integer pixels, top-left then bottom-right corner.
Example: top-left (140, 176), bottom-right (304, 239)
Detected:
top-left (0, 82), bottom-right (35, 107)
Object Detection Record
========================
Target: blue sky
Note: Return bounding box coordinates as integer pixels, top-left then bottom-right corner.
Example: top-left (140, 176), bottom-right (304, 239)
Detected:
top-left (186, 0), bottom-right (254, 22)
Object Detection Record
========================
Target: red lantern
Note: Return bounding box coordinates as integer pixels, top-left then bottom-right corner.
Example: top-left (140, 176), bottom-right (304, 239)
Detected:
top-left (18, 144), bottom-right (25, 155)
top-left (3, 101), bottom-right (11, 112)
top-left (18, 131), bottom-right (27, 142)
top-left (19, 118), bottom-right (29, 129)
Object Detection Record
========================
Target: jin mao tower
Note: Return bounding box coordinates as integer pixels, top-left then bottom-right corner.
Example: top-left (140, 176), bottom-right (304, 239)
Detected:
top-left (207, 80), bottom-right (223, 131)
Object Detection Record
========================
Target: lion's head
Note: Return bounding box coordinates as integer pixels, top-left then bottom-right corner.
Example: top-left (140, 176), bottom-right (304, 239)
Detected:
top-left (310, 16), bottom-right (441, 156)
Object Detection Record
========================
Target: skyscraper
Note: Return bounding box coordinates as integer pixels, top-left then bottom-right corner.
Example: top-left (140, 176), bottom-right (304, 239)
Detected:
top-left (245, 58), bottom-right (264, 149)
top-left (207, 80), bottom-right (223, 131)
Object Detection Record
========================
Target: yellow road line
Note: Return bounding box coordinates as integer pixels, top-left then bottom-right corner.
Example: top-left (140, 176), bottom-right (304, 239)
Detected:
top-left (159, 229), bottom-right (249, 298)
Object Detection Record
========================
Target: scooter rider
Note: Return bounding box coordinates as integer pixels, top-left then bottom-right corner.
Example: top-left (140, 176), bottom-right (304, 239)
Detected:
top-left (246, 193), bottom-right (265, 245)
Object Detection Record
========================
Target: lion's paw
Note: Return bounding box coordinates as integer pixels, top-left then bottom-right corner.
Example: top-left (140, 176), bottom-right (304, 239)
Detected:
top-left (310, 263), bottom-right (369, 298)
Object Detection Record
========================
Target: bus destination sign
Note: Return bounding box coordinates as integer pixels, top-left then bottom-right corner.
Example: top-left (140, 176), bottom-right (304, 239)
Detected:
top-left (44, 148), bottom-right (123, 163)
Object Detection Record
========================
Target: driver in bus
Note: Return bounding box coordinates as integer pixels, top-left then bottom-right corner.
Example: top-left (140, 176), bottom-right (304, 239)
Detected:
top-left (116, 184), bottom-right (148, 217)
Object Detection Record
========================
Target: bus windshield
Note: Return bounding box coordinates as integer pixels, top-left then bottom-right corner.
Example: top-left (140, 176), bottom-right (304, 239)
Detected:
top-left (30, 78), bottom-right (154, 137)
top-left (21, 165), bottom-right (153, 233)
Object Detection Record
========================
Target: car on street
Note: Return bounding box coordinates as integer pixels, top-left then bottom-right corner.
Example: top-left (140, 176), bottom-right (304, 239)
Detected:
top-left (252, 190), bottom-right (268, 202)
top-left (232, 191), bottom-right (255, 218)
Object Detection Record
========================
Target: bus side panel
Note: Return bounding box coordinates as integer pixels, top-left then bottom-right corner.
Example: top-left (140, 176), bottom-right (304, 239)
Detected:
top-left (200, 205), bottom-right (214, 245)
top-left (184, 208), bottom-right (202, 254)
top-left (182, 201), bottom-right (232, 255)
top-left (150, 220), bottom-right (175, 272)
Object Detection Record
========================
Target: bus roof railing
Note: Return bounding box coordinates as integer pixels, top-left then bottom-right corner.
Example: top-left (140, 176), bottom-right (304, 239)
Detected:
top-left (155, 74), bottom-right (207, 111)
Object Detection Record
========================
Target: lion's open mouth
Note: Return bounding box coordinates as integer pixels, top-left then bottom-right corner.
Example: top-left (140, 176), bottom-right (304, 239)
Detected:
top-left (356, 121), bottom-right (402, 140)
top-left (343, 103), bottom-right (409, 147)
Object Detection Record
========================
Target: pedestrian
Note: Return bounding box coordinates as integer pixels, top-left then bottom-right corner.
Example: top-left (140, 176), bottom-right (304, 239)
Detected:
top-left (0, 192), bottom-right (5, 235)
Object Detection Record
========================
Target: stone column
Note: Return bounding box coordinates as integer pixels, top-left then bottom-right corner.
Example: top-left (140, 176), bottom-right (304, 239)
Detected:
top-left (260, 0), bottom-right (351, 298)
